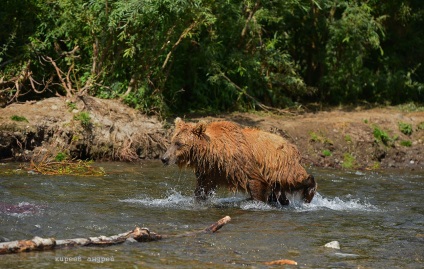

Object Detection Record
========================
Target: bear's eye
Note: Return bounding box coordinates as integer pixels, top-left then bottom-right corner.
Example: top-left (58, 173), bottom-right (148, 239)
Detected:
top-left (174, 141), bottom-right (183, 148)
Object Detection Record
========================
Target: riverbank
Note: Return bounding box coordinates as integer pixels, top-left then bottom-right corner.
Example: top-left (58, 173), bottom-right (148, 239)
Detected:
top-left (0, 96), bottom-right (423, 170)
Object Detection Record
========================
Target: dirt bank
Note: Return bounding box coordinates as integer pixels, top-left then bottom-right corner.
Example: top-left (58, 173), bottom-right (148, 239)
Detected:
top-left (0, 96), bottom-right (167, 162)
top-left (1, 97), bottom-right (423, 170)
top-left (193, 109), bottom-right (424, 170)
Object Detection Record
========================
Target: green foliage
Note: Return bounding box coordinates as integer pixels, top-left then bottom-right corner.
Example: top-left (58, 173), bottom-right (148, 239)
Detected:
top-left (373, 126), bottom-right (392, 146)
top-left (397, 103), bottom-right (424, 112)
top-left (400, 140), bottom-right (412, 147)
top-left (0, 0), bottom-right (423, 115)
top-left (418, 122), bottom-right (424, 131)
top-left (309, 132), bottom-right (320, 142)
top-left (55, 152), bottom-right (67, 161)
top-left (344, 134), bottom-right (352, 143)
top-left (371, 161), bottom-right (380, 170)
top-left (322, 149), bottom-right (332, 157)
top-left (342, 153), bottom-right (356, 169)
top-left (67, 102), bottom-right (77, 111)
top-left (74, 112), bottom-right (91, 127)
top-left (10, 115), bottom-right (29, 122)
top-left (322, 2), bottom-right (385, 103)
top-left (398, 122), bottom-right (413, 136)
top-left (309, 131), bottom-right (332, 145)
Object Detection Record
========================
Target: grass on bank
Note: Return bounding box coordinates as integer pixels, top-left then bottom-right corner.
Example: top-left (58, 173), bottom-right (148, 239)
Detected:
top-left (28, 159), bottom-right (105, 176)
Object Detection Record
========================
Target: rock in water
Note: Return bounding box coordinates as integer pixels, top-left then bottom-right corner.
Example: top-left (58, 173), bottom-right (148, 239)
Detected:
top-left (324, 241), bottom-right (340, 249)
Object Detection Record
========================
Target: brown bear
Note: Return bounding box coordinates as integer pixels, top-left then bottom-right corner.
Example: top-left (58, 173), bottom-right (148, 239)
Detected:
top-left (161, 117), bottom-right (317, 205)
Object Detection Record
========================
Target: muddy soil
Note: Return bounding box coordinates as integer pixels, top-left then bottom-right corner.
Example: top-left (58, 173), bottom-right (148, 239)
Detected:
top-left (0, 96), bottom-right (423, 170)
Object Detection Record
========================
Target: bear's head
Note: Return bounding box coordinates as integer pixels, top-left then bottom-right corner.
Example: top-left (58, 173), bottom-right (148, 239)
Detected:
top-left (161, 117), bottom-right (208, 167)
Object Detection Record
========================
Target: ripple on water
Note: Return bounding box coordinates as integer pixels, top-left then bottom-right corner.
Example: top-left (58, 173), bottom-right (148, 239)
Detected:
top-left (0, 202), bottom-right (44, 217)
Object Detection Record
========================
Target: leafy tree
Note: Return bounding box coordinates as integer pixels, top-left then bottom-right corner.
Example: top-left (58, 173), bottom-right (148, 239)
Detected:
top-left (322, 1), bottom-right (385, 103)
top-left (0, 0), bottom-right (422, 114)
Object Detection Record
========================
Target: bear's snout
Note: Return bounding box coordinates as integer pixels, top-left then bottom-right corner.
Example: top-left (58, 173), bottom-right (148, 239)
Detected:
top-left (161, 156), bottom-right (170, 165)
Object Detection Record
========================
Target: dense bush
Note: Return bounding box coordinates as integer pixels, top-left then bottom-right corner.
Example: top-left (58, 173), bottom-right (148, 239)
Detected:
top-left (1, 0), bottom-right (423, 114)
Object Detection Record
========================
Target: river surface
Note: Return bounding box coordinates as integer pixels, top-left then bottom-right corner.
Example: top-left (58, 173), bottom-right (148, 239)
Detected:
top-left (0, 161), bottom-right (423, 268)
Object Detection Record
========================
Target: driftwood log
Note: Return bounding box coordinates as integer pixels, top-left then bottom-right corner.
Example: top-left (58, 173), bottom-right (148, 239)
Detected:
top-left (0, 216), bottom-right (231, 255)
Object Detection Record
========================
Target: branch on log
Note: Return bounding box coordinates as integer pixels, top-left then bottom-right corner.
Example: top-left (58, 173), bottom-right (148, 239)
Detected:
top-left (0, 216), bottom-right (231, 255)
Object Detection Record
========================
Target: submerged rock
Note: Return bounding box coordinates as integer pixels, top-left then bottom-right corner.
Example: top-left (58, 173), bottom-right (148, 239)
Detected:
top-left (334, 252), bottom-right (360, 258)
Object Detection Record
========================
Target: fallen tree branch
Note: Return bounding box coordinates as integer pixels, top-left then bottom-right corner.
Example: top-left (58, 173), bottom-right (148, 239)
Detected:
top-left (170, 215), bottom-right (231, 238)
top-left (0, 216), bottom-right (231, 255)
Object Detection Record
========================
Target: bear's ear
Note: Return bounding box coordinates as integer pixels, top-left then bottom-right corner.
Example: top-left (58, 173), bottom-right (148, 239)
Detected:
top-left (175, 117), bottom-right (184, 128)
top-left (192, 121), bottom-right (209, 140)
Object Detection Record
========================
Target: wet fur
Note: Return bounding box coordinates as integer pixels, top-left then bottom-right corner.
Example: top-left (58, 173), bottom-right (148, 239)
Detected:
top-left (162, 118), bottom-right (317, 205)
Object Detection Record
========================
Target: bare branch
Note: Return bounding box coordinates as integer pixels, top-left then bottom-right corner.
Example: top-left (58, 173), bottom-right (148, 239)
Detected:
top-left (162, 21), bottom-right (199, 70)
top-left (0, 216), bottom-right (231, 255)
top-left (42, 55), bottom-right (74, 98)
top-left (241, 1), bottom-right (261, 39)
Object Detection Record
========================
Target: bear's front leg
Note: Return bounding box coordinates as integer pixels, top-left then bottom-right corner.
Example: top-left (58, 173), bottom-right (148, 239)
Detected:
top-left (247, 179), bottom-right (268, 203)
top-left (302, 175), bottom-right (317, 203)
top-left (194, 171), bottom-right (216, 201)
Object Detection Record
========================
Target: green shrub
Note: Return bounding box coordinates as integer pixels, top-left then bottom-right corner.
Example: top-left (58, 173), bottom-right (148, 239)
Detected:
top-left (373, 126), bottom-right (392, 146)
top-left (309, 131), bottom-right (332, 145)
top-left (342, 153), bottom-right (356, 169)
top-left (309, 132), bottom-right (319, 142)
top-left (74, 112), bottom-right (91, 127)
top-left (55, 152), bottom-right (67, 161)
top-left (11, 115), bottom-right (29, 122)
top-left (398, 122), bottom-right (412, 135)
top-left (67, 102), bottom-right (77, 111)
top-left (344, 134), bottom-right (352, 143)
top-left (322, 149), bottom-right (332, 157)
top-left (400, 140), bottom-right (412, 147)
top-left (371, 162), bottom-right (380, 170)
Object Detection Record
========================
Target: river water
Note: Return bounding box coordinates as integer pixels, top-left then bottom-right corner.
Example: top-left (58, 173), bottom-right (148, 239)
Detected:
top-left (0, 161), bottom-right (422, 268)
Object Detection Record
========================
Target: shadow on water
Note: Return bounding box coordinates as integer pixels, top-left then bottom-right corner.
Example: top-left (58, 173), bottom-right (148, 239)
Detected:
top-left (0, 161), bottom-right (423, 268)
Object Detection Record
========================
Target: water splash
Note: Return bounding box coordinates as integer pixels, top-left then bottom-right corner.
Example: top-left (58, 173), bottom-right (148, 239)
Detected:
top-left (122, 191), bottom-right (252, 210)
top-left (121, 191), bottom-right (379, 212)
top-left (239, 200), bottom-right (274, 211)
top-left (121, 190), bottom-right (198, 210)
top-left (294, 193), bottom-right (379, 212)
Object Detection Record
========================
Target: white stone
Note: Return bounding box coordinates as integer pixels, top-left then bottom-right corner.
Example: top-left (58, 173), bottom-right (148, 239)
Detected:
top-left (325, 241), bottom-right (340, 249)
